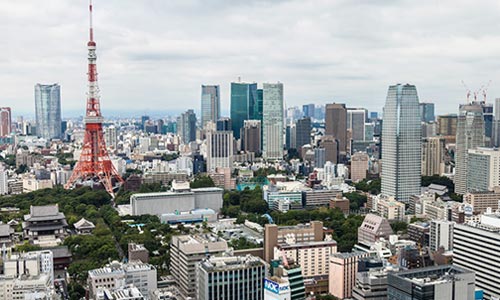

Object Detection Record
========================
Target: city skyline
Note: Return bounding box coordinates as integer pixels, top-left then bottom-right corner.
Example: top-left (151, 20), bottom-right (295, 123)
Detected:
top-left (2, 0), bottom-right (500, 116)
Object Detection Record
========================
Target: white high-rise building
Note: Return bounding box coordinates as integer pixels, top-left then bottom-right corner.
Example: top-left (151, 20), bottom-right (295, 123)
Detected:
top-left (206, 130), bottom-right (233, 172)
top-left (105, 125), bottom-right (118, 149)
top-left (453, 215), bottom-right (500, 299)
top-left (467, 148), bottom-right (500, 192)
top-left (0, 168), bottom-right (8, 195)
top-left (454, 102), bottom-right (485, 194)
top-left (430, 220), bottom-right (454, 251)
top-left (263, 83), bottom-right (284, 160)
top-left (381, 84), bottom-right (421, 202)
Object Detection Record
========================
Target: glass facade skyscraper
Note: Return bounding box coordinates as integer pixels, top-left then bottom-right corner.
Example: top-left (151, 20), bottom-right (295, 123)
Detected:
top-left (419, 102), bottom-right (435, 122)
top-left (262, 83), bottom-right (284, 160)
top-left (230, 82), bottom-right (257, 139)
top-left (381, 84), bottom-right (421, 202)
top-left (35, 83), bottom-right (61, 140)
top-left (201, 85), bottom-right (220, 129)
top-left (177, 109), bottom-right (197, 144)
top-left (454, 102), bottom-right (485, 194)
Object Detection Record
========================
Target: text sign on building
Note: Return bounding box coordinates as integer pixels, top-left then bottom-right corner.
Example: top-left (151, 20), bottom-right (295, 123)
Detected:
top-left (264, 278), bottom-right (290, 294)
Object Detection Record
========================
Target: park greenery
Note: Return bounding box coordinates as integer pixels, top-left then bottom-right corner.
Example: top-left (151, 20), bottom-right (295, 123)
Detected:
top-left (353, 178), bottom-right (381, 195)
top-left (0, 175), bottom-right (387, 298)
top-left (222, 186), bottom-right (365, 252)
top-left (189, 175), bottom-right (216, 189)
top-left (343, 192), bottom-right (367, 210)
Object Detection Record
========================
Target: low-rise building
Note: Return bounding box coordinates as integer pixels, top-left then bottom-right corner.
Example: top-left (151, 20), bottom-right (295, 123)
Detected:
top-left (352, 266), bottom-right (400, 300)
top-left (88, 261), bottom-right (157, 300)
top-left (128, 243), bottom-right (149, 264)
top-left (407, 222), bottom-right (430, 248)
top-left (387, 265), bottom-right (475, 300)
top-left (463, 189), bottom-right (500, 214)
top-left (131, 187), bottom-right (223, 216)
top-left (74, 218), bottom-right (95, 235)
top-left (274, 236), bottom-right (337, 294)
top-left (430, 220), bottom-right (454, 251)
top-left (357, 214), bottom-right (393, 246)
top-left (170, 234), bottom-right (229, 298)
top-left (374, 195), bottom-right (405, 221)
top-left (302, 189), bottom-right (339, 209)
top-left (329, 252), bottom-right (368, 299)
top-left (264, 221), bottom-right (323, 262)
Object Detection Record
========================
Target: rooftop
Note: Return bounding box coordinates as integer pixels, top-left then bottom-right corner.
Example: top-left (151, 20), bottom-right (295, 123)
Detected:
top-left (391, 265), bottom-right (473, 286)
top-left (200, 255), bottom-right (265, 272)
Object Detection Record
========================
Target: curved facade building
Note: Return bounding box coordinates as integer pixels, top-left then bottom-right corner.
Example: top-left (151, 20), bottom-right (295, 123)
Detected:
top-left (381, 84), bottom-right (421, 202)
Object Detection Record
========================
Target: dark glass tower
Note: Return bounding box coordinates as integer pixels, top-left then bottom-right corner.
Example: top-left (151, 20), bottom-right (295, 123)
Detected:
top-left (230, 82), bottom-right (257, 140)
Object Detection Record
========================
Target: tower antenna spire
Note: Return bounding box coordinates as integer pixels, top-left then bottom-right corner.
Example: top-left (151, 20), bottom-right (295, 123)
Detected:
top-left (65, 1), bottom-right (124, 197)
top-left (89, 0), bottom-right (94, 42)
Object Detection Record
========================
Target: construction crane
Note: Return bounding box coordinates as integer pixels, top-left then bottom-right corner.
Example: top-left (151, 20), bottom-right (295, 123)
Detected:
top-left (461, 80), bottom-right (471, 102)
top-left (481, 80), bottom-right (492, 102)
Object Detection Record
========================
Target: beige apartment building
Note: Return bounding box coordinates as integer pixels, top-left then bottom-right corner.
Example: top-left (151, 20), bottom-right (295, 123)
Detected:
top-left (329, 252), bottom-right (369, 299)
top-left (264, 221), bottom-right (324, 262)
top-left (351, 152), bottom-right (369, 182)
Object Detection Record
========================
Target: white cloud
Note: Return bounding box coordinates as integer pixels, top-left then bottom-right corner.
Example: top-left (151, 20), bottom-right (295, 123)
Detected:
top-left (2, 0), bottom-right (500, 117)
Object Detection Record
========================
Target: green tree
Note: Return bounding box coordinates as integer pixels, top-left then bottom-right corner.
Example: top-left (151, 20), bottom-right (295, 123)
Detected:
top-left (15, 164), bottom-right (28, 174)
top-left (344, 192), bottom-right (367, 210)
top-left (190, 175), bottom-right (215, 188)
top-left (391, 221), bottom-right (408, 234)
top-left (15, 242), bottom-right (42, 252)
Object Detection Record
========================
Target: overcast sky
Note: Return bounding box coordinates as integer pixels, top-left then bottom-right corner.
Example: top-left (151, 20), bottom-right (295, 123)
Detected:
top-left (2, 0), bottom-right (500, 118)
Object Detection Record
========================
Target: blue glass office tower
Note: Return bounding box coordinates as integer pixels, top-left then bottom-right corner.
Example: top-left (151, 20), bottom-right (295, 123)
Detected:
top-left (230, 82), bottom-right (257, 140)
top-left (35, 83), bottom-right (61, 140)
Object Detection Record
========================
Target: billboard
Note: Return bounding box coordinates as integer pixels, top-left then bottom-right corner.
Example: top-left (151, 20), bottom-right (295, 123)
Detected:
top-left (264, 278), bottom-right (291, 300)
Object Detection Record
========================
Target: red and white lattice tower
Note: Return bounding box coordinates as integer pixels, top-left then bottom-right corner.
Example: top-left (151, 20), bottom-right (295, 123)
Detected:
top-left (65, 0), bottom-right (123, 196)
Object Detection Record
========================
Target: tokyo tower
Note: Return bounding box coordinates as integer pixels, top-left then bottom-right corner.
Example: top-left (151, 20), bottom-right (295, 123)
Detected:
top-left (65, 0), bottom-right (124, 196)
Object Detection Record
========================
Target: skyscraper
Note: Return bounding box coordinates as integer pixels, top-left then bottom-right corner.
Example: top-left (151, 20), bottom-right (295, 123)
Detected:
top-left (421, 137), bottom-right (445, 176)
top-left (230, 82), bottom-right (257, 140)
top-left (177, 109), bottom-right (197, 144)
top-left (201, 85), bottom-right (220, 129)
top-left (303, 104), bottom-right (315, 118)
top-left (494, 98), bottom-right (500, 147)
top-left (0, 108), bottom-right (11, 137)
top-left (482, 101), bottom-right (494, 144)
top-left (454, 103), bottom-right (485, 195)
top-left (241, 120), bottom-right (261, 154)
top-left (419, 102), bottom-right (435, 122)
top-left (295, 117), bottom-right (311, 149)
top-left (437, 114), bottom-right (458, 136)
top-left (325, 103), bottom-right (347, 160)
top-left (381, 84), bottom-right (421, 203)
top-left (262, 83), bottom-right (284, 160)
top-left (347, 108), bottom-right (367, 142)
top-left (255, 88), bottom-right (263, 121)
top-left (35, 83), bottom-right (61, 140)
top-left (206, 129), bottom-right (234, 172)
